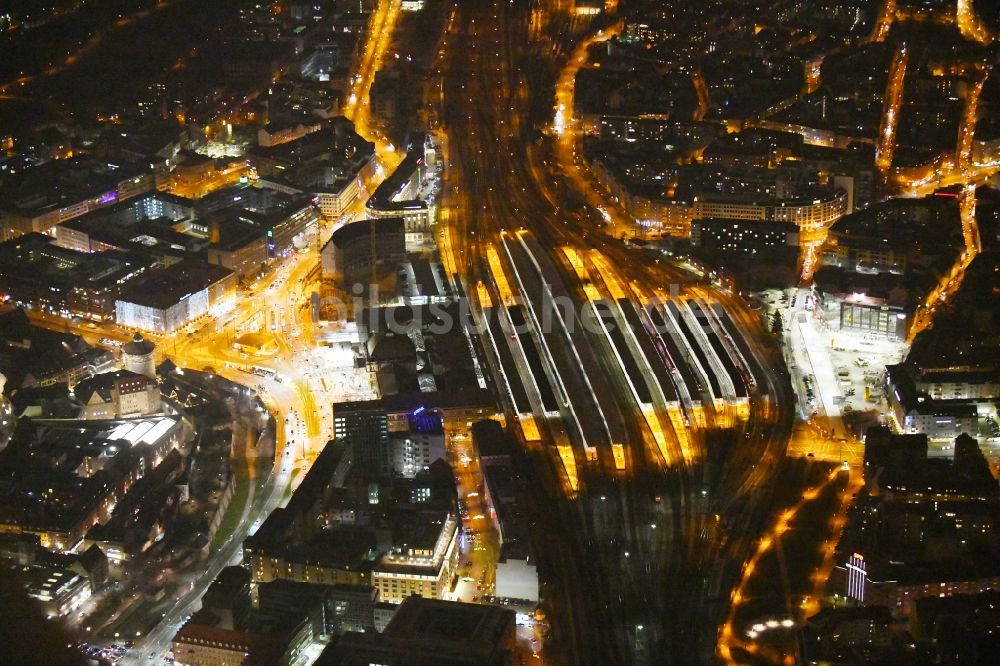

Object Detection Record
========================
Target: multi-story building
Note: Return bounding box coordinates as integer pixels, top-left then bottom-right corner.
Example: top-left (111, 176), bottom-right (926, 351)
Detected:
top-left (52, 191), bottom-right (197, 254)
top-left (74, 370), bottom-right (162, 420)
top-left (369, 70), bottom-right (400, 129)
top-left (205, 212), bottom-right (268, 280)
top-left (243, 434), bottom-right (462, 613)
top-left (821, 195), bottom-right (962, 277)
top-left (83, 449), bottom-right (185, 564)
top-left (326, 584), bottom-right (378, 635)
top-left (798, 606), bottom-right (901, 664)
top-left (838, 295), bottom-right (909, 341)
top-left (0, 158), bottom-right (156, 240)
top-left (0, 416), bottom-right (187, 550)
top-left (23, 563), bottom-right (92, 618)
top-left (365, 133), bottom-right (435, 248)
top-left (171, 623), bottom-right (284, 666)
top-left (823, 236), bottom-right (907, 274)
top-left (589, 159), bottom-right (849, 235)
top-left (256, 114), bottom-right (323, 148)
top-left (387, 413), bottom-right (446, 479)
top-left (250, 195), bottom-right (320, 259)
top-left (115, 258), bottom-right (235, 333)
top-left (332, 401), bottom-right (390, 477)
top-left (842, 564), bottom-right (1000, 614)
top-left (0, 233), bottom-right (153, 322)
top-left (885, 364), bottom-right (991, 439)
top-left (258, 153), bottom-right (376, 221)
top-left (0, 309), bottom-right (102, 389)
top-left (891, 364), bottom-right (1000, 402)
top-left (248, 120), bottom-right (374, 180)
top-left (371, 511), bottom-right (460, 604)
top-left (692, 190), bottom-right (849, 232)
top-left (317, 596), bottom-right (516, 665)
top-left (320, 217), bottom-right (405, 290)
top-left (243, 441), bottom-right (366, 586)
top-left (690, 218), bottom-right (799, 253)
top-left (831, 429), bottom-right (1000, 613)
top-left (893, 402), bottom-right (979, 441)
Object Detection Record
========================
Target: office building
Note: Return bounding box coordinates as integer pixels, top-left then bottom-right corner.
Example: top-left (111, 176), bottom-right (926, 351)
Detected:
top-left (332, 402), bottom-right (390, 477)
top-left (365, 133), bottom-right (435, 248)
top-left (205, 211), bottom-right (268, 280)
top-left (115, 258), bottom-right (235, 333)
top-left (0, 158), bottom-right (155, 240)
top-left (316, 596), bottom-right (516, 665)
top-left (320, 217), bottom-right (405, 290)
top-left (0, 233), bottom-right (153, 322)
top-left (52, 191), bottom-right (197, 254)
top-left (23, 563), bottom-right (92, 618)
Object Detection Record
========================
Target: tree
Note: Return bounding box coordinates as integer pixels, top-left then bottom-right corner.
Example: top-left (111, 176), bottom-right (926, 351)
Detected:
top-left (770, 310), bottom-right (784, 336)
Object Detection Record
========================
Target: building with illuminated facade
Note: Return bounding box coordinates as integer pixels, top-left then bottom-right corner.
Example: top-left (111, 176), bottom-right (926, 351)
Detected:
top-left (52, 191), bottom-right (197, 254)
top-left (0, 416), bottom-right (188, 551)
top-left (365, 133), bottom-right (436, 248)
top-left (0, 158), bottom-right (155, 241)
top-left (74, 369), bottom-right (162, 420)
top-left (839, 296), bottom-right (909, 341)
top-left (371, 512), bottom-right (460, 604)
top-left (23, 563), bottom-right (92, 618)
top-left (830, 428), bottom-right (1000, 613)
top-left (115, 258), bottom-right (235, 333)
top-left (0, 233), bottom-right (154, 322)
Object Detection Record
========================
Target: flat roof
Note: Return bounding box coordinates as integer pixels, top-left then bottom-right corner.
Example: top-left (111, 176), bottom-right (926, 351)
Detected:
top-left (334, 387), bottom-right (495, 417)
top-left (366, 134), bottom-right (426, 209)
top-left (0, 233), bottom-right (154, 290)
top-left (327, 217), bottom-right (403, 249)
top-left (206, 210), bottom-right (266, 251)
top-left (0, 157), bottom-right (150, 217)
top-left (117, 258), bottom-right (232, 309)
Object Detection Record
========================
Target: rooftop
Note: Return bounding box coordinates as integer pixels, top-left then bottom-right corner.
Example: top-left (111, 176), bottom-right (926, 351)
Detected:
top-left (315, 596), bottom-right (515, 666)
top-left (366, 133), bottom-right (427, 210)
top-left (327, 217), bottom-right (404, 250)
top-left (116, 258), bottom-right (232, 310)
top-left (0, 233), bottom-right (154, 294)
top-left (0, 157), bottom-right (150, 218)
